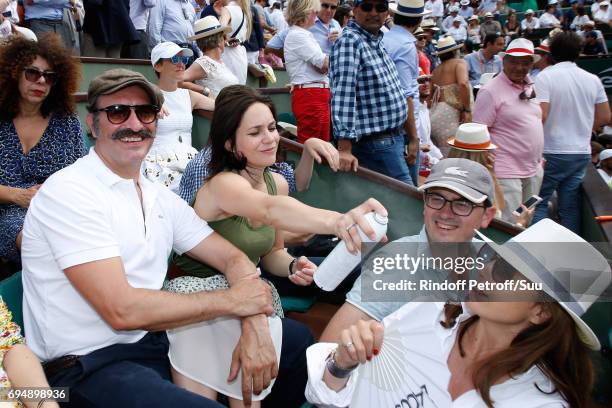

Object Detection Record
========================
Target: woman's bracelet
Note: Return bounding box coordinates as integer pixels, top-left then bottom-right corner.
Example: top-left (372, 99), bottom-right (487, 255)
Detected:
top-left (288, 258), bottom-right (297, 276)
top-left (325, 349), bottom-right (358, 379)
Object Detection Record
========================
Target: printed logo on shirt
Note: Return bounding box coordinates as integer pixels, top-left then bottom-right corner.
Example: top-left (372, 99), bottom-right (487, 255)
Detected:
top-left (394, 385), bottom-right (430, 408)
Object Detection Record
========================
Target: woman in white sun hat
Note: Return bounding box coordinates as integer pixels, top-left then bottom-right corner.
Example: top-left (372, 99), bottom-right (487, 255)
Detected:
top-left (306, 218), bottom-right (610, 408)
top-left (430, 36), bottom-right (473, 154)
top-left (141, 42), bottom-right (215, 192)
top-left (183, 16), bottom-right (240, 98)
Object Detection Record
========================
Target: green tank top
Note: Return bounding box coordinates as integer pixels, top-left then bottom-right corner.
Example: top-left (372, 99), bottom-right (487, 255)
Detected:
top-left (173, 171), bottom-right (277, 279)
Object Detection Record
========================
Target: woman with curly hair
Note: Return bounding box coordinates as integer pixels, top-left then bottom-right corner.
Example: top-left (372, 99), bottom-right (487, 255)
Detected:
top-left (0, 33), bottom-right (85, 266)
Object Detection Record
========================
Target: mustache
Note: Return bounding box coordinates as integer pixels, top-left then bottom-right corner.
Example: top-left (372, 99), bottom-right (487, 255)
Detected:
top-left (111, 128), bottom-right (154, 141)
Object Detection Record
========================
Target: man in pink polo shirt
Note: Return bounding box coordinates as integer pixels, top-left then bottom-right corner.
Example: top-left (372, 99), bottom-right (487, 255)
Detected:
top-left (473, 38), bottom-right (544, 223)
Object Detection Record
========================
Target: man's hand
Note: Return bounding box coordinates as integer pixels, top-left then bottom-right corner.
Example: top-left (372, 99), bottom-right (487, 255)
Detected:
top-left (11, 185), bottom-right (40, 208)
top-left (338, 150), bottom-right (358, 172)
top-left (228, 315), bottom-right (278, 406)
top-left (304, 138), bottom-right (339, 171)
top-left (405, 141), bottom-right (418, 166)
top-left (226, 278), bottom-right (274, 317)
top-left (328, 30), bottom-right (339, 42)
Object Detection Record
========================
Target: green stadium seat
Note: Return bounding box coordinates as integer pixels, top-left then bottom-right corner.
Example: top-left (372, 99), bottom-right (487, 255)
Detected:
top-left (0, 271), bottom-right (23, 330)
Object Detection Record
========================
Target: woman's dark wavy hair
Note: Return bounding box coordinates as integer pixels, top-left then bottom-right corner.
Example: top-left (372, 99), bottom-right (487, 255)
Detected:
top-left (0, 33), bottom-right (80, 120)
top-left (441, 292), bottom-right (594, 408)
top-left (207, 85), bottom-right (277, 179)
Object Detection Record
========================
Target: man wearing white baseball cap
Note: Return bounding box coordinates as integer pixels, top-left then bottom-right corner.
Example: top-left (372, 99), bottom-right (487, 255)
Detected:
top-left (521, 9), bottom-right (540, 32)
top-left (479, 11), bottom-right (501, 38)
top-left (442, 5), bottom-right (465, 32)
top-left (597, 149), bottom-right (612, 186)
top-left (533, 31), bottom-right (611, 232)
top-left (474, 38), bottom-right (544, 225)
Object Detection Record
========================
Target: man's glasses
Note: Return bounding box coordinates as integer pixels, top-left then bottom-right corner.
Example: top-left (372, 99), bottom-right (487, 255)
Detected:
top-left (424, 192), bottom-right (485, 216)
top-left (166, 55), bottom-right (190, 65)
top-left (24, 67), bottom-right (58, 85)
top-left (358, 2), bottom-right (389, 12)
top-left (91, 104), bottom-right (160, 124)
top-left (321, 3), bottom-right (338, 10)
top-left (519, 88), bottom-right (536, 100)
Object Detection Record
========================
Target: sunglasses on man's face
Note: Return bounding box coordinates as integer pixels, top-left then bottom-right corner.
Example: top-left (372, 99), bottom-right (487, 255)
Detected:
top-left (166, 55), bottom-right (190, 65)
top-left (92, 104), bottom-right (160, 125)
top-left (321, 3), bottom-right (338, 10)
top-left (359, 2), bottom-right (389, 12)
top-left (24, 67), bottom-right (58, 85)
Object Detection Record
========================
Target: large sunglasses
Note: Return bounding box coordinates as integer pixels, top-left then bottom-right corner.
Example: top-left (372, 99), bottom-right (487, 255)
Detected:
top-left (321, 3), bottom-right (338, 9)
top-left (359, 2), bottom-right (389, 12)
top-left (24, 67), bottom-right (58, 85)
top-left (424, 192), bottom-right (485, 217)
top-left (91, 104), bottom-right (160, 125)
top-left (166, 55), bottom-right (190, 65)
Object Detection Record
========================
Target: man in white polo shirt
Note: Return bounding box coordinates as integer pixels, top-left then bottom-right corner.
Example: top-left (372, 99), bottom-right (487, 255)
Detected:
top-left (21, 69), bottom-right (381, 407)
top-left (533, 31), bottom-right (610, 232)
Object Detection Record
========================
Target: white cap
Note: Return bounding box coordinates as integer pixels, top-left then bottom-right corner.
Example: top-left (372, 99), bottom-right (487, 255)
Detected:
top-left (150, 42), bottom-right (194, 67)
top-left (449, 5), bottom-right (459, 12)
top-left (548, 0), bottom-right (558, 4)
top-left (601, 1), bottom-right (609, 6)
top-left (600, 149), bottom-right (612, 162)
top-left (484, 11), bottom-right (493, 17)
top-left (460, 0), bottom-right (469, 5)
top-left (453, 16), bottom-right (463, 22)
top-left (525, 8), bottom-right (534, 13)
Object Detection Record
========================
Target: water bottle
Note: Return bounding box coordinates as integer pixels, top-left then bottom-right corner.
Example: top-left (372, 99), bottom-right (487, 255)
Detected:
top-left (314, 211), bottom-right (388, 291)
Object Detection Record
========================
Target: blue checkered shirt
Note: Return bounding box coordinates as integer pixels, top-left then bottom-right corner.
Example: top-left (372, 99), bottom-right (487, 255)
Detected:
top-left (330, 19), bottom-right (407, 141)
top-left (178, 146), bottom-right (297, 204)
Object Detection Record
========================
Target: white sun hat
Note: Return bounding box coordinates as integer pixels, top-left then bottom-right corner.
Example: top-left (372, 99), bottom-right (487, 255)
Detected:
top-left (499, 38), bottom-right (541, 63)
top-left (475, 219), bottom-right (611, 350)
top-left (188, 15), bottom-right (232, 41)
top-left (389, 0), bottom-right (432, 17)
top-left (435, 35), bottom-right (463, 54)
top-left (447, 122), bottom-right (497, 151)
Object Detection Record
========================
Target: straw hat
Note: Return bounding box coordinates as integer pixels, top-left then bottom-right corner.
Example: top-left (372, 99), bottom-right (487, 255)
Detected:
top-left (188, 16), bottom-right (232, 41)
top-left (435, 36), bottom-right (463, 54)
top-left (475, 219), bottom-right (612, 350)
top-left (468, 15), bottom-right (480, 22)
top-left (414, 27), bottom-right (425, 36)
top-left (535, 39), bottom-right (550, 53)
top-left (499, 38), bottom-right (541, 63)
top-left (460, 0), bottom-right (469, 6)
top-left (389, 0), bottom-right (431, 17)
top-left (447, 123), bottom-right (497, 151)
top-left (421, 19), bottom-right (440, 31)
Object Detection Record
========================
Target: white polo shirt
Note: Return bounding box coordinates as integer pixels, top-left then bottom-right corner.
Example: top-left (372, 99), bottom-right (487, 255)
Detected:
top-left (21, 148), bottom-right (213, 361)
top-left (305, 302), bottom-right (568, 407)
top-left (535, 61), bottom-right (608, 154)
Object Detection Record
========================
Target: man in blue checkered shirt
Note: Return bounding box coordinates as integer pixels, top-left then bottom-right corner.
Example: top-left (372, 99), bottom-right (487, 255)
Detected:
top-left (330, 0), bottom-right (414, 185)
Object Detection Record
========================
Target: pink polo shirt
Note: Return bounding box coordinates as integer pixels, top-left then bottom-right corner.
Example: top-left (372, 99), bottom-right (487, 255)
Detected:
top-left (473, 72), bottom-right (544, 179)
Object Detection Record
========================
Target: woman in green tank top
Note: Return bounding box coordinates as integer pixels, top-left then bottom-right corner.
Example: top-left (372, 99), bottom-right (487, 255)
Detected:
top-left (164, 85), bottom-right (388, 408)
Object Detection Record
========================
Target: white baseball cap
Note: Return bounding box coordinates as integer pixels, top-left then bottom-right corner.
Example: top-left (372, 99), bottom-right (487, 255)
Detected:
top-left (150, 42), bottom-right (194, 67)
top-left (600, 149), bottom-right (612, 162)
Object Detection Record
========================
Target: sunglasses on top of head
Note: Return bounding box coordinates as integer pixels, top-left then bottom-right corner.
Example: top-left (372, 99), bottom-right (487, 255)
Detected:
top-left (321, 3), bottom-right (338, 9)
top-left (91, 104), bottom-right (160, 125)
top-left (358, 2), bottom-right (389, 12)
top-left (24, 67), bottom-right (58, 85)
top-left (166, 54), bottom-right (190, 65)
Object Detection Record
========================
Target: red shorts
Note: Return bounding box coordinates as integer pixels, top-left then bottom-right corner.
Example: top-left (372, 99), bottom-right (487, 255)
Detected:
top-left (291, 87), bottom-right (331, 144)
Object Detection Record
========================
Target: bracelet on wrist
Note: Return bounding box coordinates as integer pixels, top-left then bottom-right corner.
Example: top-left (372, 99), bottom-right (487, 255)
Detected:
top-left (288, 258), bottom-right (297, 276)
top-left (325, 349), bottom-right (358, 379)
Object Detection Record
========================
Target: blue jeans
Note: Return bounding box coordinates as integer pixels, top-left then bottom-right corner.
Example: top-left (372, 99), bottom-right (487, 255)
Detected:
top-left (48, 321), bottom-right (313, 408)
top-left (533, 153), bottom-right (590, 233)
top-left (352, 134), bottom-right (414, 186)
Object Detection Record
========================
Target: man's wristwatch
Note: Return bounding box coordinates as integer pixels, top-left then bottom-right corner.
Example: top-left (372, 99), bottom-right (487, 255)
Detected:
top-left (325, 349), bottom-right (358, 379)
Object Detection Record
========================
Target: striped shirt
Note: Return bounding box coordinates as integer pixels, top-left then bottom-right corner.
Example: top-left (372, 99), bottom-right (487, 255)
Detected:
top-left (330, 20), bottom-right (407, 141)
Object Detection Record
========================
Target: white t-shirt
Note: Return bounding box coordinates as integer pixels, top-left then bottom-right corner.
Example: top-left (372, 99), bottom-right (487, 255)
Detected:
top-left (305, 302), bottom-right (568, 408)
top-left (447, 25), bottom-right (467, 42)
top-left (594, 8), bottom-right (610, 23)
top-left (521, 17), bottom-right (540, 30)
top-left (598, 168), bottom-right (612, 185)
top-left (535, 61), bottom-right (608, 154)
top-left (538, 12), bottom-right (560, 28)
top-left (284, 25), bottom-right (328, 85)
top-left (22, 149), bottom-right (213, 361)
